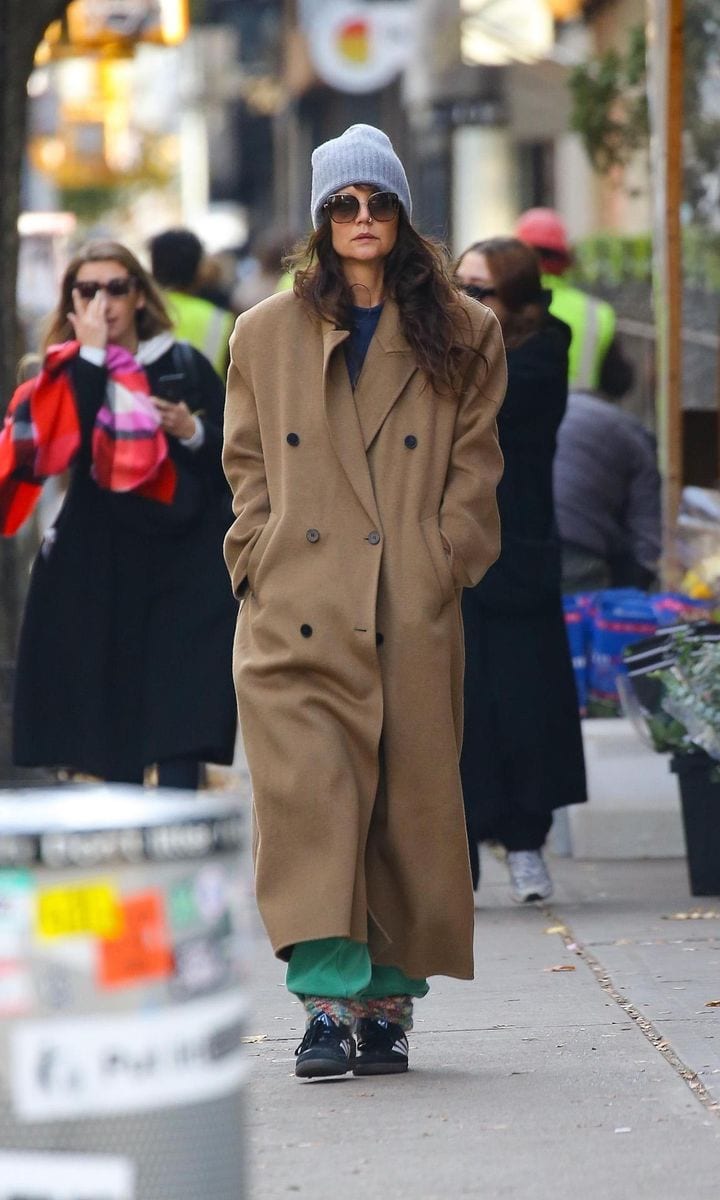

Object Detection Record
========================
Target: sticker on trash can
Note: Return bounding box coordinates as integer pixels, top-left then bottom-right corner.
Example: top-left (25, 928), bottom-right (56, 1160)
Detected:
top-left (98, 891), bottom-right (173, 989)
top-left (0, 870), bottom-right (34, 957)
top-left (0, 1150), bottom-right (134, 1198)
top-left (168, 865), bottom-right (232, 934)
top-left (194, 864), bottom-right (230, 923)
top-left (0, 959), bottom-right (34, 1015)
top-left (10, 989), bottom-right (248, 1122)
top-left (168, 877), bottom-right (200, 931)
top-left (36, 880), bottom-right (122, 940)
top-left (170, 932), bottom-right (230, 999)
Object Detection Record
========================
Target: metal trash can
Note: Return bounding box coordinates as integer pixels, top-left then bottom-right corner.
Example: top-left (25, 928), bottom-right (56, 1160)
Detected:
top-left (0, 786), bottom-right (248, 1200)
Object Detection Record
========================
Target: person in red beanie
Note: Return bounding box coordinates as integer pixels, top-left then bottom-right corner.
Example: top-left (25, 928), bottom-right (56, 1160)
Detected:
top-left (515, 208), bottom-right (633, 399)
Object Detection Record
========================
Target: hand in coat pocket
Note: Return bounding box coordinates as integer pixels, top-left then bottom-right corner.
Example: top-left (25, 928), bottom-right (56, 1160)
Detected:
top-left (420, 515), bottom-right (456, 607)
top-left (244, 512), bottom-right (279, 597)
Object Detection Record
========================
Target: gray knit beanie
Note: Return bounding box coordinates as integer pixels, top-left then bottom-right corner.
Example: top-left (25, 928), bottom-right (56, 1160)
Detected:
top-left (310, 124), bottom-right (412, 230)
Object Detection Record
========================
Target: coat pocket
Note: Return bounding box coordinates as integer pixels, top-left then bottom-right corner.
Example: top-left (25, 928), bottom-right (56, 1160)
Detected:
top-left (245, 512), bottom-right (279, 596)
top-left (420, 515), bottom-right (455, 607)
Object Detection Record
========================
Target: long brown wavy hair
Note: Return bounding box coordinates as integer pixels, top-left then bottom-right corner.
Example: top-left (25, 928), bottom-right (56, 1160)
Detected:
top-left (455, 237), bottom-right (546, 350)
top-left (42, 240), bottom-right (173, 352)
top-left (288, 211), bottom-right (480, 396)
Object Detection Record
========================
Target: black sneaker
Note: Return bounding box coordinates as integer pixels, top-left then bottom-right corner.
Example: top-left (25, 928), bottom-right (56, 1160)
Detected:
top-left (353, 1018), bottom-right (409, 1076)
top-left (294, 1013), bottom-right (356, 1079)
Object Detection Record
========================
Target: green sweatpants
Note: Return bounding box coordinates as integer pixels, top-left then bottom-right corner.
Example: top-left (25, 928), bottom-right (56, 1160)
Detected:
top-left (286, 936), bottom-right (429, 999)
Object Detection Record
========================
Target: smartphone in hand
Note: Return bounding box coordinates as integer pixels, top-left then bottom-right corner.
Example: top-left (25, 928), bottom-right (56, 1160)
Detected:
top-left (155, 373), bottom-right (185, 403)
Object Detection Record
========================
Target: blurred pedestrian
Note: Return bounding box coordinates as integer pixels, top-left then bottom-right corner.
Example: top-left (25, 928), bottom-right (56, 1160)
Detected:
top-left (195, 250), bottom-right (238, 312)
top-left (4, 240), bottom-right (237, 789)
top-left (223, 124), bottom-right (506, 1079)
top-left (455, 238), bottom-right (586, 903)
top-left (554, 390), bottom-right (661, 591)
top-left (232, 228), bottom-right (296, 312)
top-left (515, 208), bottom-right (634, 399)
top-left (149, 228), bottom-right (234, 377)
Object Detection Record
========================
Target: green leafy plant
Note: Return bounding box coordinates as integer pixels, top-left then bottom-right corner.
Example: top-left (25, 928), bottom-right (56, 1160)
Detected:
top-left (621, 626), bottom-right (720, 767)
top-left (566, 229), bottom-right (720, 291)
top-left (569, 8), bottom-right (720, 228)
top-left (568, 24), bottom-right (648, 174)
top-left (659, 632), bottom-right (720, 762)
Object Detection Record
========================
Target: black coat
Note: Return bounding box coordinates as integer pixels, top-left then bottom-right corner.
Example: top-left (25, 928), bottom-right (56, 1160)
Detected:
top-left (13, 343), bottom-right (238, 781)
top-left (461, 316), bottom-right (586, 852)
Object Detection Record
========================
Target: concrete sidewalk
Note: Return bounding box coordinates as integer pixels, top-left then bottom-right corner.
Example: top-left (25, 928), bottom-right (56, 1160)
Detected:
top-left (244, 852), bottom-right (720, 1199)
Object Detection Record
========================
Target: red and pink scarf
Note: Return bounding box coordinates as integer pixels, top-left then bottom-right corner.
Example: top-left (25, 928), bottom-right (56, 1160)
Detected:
top-left (0, 338), bottom-right (176, 535)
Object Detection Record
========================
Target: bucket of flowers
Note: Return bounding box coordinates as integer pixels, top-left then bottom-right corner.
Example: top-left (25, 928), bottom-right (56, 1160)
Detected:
top-left (619, 622), bottom-right (720, 895)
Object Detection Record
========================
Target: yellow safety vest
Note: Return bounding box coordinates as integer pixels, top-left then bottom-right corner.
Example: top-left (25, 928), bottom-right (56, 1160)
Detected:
top-left (542, 274), bottom-right (616, 390)
top-left (165, 291), bottom-right (234, 377)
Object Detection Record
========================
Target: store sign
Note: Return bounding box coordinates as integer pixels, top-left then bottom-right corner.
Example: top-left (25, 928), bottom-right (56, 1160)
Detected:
top-left (307, 2), bottom-right (415, 94)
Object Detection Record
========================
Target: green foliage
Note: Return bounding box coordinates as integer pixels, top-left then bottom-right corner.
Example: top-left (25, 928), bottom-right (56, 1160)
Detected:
top-left (567, 229), bottom-right (720, 292)
top-left (58, 186), bottom-right (134, 225)
top-left (568, 24), bottom-right (648, 174)
top-left (645, 629), bottom-right (720, 762)
top-left (570, 232), bottom-right (652, 286)
top-left (682, 1), bottom-right (720, 221)
top-left (660, 632), bottom-right (720, 761)
top-left (643, 711), bottom-right (689, 756)
top-left (569, 9), bottom-right (720, 228)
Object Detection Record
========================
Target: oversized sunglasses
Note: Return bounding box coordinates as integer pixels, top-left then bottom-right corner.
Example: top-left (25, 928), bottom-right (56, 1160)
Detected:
top-left (458, 283), bottom-right (497, 301)
top-left (72, 277), bottom-right (136, 300)
top-left (323, 191), bottom-right (400, 223)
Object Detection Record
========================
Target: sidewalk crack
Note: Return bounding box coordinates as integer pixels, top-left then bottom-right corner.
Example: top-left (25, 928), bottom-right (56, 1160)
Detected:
top-left (541, 903), bottom-right (720, 1120)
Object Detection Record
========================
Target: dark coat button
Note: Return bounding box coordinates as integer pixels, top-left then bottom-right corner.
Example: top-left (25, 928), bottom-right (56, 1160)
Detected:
top-left (306, 528), bottom-right (320, 543)
top-left (287, 433), bottom-right (300, 446)
top-left (367, 531), bottom-right (381, 545)
top-left (404, 434), bottom-right (418, 449)
top-left (300, 624), bottom-right (313, 638)
top-left (376, 632), bottom-right (384, 646)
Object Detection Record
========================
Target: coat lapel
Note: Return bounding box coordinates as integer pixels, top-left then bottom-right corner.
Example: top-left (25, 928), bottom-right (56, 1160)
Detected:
top-left (322, 324), bottom-right (380, 526)
top-left (353, 299), bottom-right (418, 451)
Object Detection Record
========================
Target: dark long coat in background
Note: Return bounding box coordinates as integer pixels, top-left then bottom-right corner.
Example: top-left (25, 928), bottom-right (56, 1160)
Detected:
top-left (461, 315), bottom-right (586, 873)
top-left (13, 344), bottom-right (238, 781)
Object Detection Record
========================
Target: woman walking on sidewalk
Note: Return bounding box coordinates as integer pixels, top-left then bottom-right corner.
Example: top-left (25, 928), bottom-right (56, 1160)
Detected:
top-left (6, 241), bottom-right (237, 789)
top-left (455, 238), bottom-right (586, 902)
top-left (223, 125), bottom-right (506, 1079)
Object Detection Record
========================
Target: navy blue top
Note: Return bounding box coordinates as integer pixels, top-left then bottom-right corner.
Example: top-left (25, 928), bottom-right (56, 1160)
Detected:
top-left (344, 303), bottom-right (383, 389)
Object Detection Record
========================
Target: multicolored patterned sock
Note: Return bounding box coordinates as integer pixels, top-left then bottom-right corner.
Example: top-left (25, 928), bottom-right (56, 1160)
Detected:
top-left (301, 995), bottom-right (354, 1028)
top-left (350, 994), bottom-right (414, 1031)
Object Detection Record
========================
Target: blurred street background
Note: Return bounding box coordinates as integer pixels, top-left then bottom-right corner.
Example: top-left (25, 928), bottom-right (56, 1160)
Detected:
top-left (3, 2), bottom-right (716, 786)
top-left (2, 4), bottom-right (716, 732)
top-left (3, 1), bottom-right (720, 1195)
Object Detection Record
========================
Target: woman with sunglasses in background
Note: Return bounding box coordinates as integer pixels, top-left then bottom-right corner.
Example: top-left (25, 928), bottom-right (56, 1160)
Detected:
top-left (223, 125), bottom-right (506, 1080)
top-left (454, 238), bottom-right (586, 904)
top-left (10, 241), bottom-right (237, 789)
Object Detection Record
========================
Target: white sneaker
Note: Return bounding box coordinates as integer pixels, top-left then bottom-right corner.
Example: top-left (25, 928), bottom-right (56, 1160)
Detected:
top-left (507, 850), bottom-right (553, 903)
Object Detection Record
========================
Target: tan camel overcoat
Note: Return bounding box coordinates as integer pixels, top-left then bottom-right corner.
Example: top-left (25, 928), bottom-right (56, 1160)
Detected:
top-left (223, 290), bottom-right (506, 980)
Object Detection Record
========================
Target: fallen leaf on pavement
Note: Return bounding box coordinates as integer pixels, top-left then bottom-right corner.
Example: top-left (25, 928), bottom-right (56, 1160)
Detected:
top-left (545, 964), bottom-right (576, 972)
top-left (241, 1034), bottom-right (268, 1043)
top-left (544, 925), bottom-right (568, 935)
